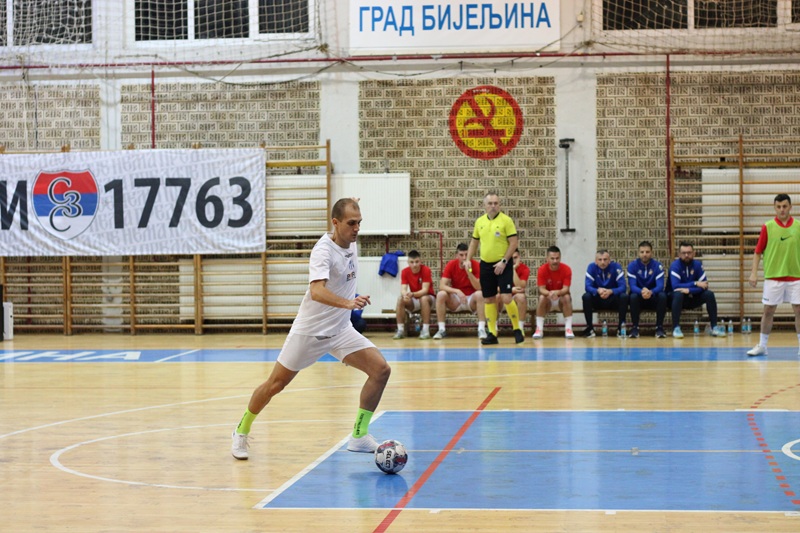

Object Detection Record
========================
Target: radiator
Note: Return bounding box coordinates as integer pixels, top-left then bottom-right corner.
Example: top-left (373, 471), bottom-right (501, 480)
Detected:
top-left (332, 173), bottom-right (410, 235)
top-left (357, 256), bottom-right (409, 319)
top-left (266, 173), bottom-right (411, 237)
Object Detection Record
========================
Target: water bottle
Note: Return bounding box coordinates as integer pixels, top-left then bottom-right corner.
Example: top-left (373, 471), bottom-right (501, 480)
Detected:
top-left (693, 319), bottom-right (700, 335)
top-left (745, 317), bottom-right (752, 334)
top-left (727, 319), bottom-right (734, 335)
top-left (601, 320), bottom-right (608, 337)
top-left (414, 315), bottom-right (421, 333)
top-left (620, 322), bottom-right (627, 338)
top-left (741, 317), bottom-right (747, 334)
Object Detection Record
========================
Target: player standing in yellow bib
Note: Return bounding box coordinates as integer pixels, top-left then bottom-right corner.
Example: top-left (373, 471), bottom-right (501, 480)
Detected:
top-left (746, 193), bottom-right (800, 357)
top-left (465, 192), bottom-right (523, 345)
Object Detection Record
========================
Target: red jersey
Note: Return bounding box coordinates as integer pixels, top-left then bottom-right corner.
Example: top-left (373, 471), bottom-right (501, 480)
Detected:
top-left (442, 258), bottom-right (480, 295)
top-left (514, 262), bottom-right (531, 284)
top-left (401, 265), bottom-right (435, 296)
top-left (537, 263), bottom-right (572, 291)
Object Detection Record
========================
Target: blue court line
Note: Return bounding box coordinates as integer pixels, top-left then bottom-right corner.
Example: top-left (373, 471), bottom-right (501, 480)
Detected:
top-left (1, 346), bottom-right (799, 363)
top-left (258, 411), bottom-right (800, 512)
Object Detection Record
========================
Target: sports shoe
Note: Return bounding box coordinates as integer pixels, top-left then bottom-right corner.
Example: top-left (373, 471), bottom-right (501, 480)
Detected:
top-left (433, 329), bottom-right (447, 340)
top-left (347, 433), bottom-right (379, 453)
top-left (419, 331), bottom-right (431, 340)
top-left (672, 327), bottom-right (684, 339)
top-left (231, 431), bottom-right (251, 460)
top-left (655, 327), bottom-right (666, 339)
top-left (711, 325), bottom-right (727, 337)
top-left (747, 345), bottom-right (767, 357)
top-left (481, 332), bottom-right (499, 345)
top-left (392, 331), bottom-right (406, 340)
top-left (565, 328), bottom-right (575, 339)
top-left (629, 326), bottom-right (640, 339)
top-left (514, 329), bottom-right (525, 344)
top-left (581, 327), bottom-right (596, 338)
top-left (477, 328), bottom-right (488, 340)
top-left (532, 328), bottom-right (544, 339)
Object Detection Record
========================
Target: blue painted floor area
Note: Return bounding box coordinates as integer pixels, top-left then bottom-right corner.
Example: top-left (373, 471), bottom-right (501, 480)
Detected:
top-left (259, 411), bottom-right (800, 512)
top-left (1, 345), bottom-right (799, 363)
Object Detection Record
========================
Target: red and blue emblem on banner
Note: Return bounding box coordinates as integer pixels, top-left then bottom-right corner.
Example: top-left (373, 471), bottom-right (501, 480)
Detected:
top-left (32, 170), bottom-right (98, 240)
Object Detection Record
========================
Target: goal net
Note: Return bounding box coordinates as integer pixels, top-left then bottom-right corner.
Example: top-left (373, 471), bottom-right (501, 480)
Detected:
top-left (591, 0), bottom-right (800, 55)
top-left (0, 0), bottom-right (333, 70)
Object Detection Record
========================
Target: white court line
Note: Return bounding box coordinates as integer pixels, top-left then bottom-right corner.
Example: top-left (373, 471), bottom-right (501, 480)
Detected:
top-left (50, 424), bottom-right (270, 492)
top-left (0, 365), bottom-right (784, 441)
top-left (49, 420), bottom-right (342, 492)
top-left (782, 439), bottom-right (800, 461)
top-left (253, 411), bottom-right (386, 509)
top-left (154, 349), bottom-right (200, 362)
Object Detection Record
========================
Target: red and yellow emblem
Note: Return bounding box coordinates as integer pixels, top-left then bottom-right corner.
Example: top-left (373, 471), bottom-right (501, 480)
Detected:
top-left (449, 85), bottom-right (524, 160)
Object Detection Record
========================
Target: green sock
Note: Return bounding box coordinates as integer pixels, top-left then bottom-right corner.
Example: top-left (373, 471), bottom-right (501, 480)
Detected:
top-left (352, 408), bottom-right (374, 438)
top-left (236, 408), bottom-right (257, 435)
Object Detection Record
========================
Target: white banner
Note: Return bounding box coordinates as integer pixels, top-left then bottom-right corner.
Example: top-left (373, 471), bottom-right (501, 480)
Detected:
top-left (350, 0), bottom-right (561, 55)
top-left (0, 149), bottom-right (266, 256)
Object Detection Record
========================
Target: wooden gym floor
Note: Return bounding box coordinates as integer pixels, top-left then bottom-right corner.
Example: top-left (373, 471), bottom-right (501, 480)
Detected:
top-left (1, 329), bottom-right (800, 532)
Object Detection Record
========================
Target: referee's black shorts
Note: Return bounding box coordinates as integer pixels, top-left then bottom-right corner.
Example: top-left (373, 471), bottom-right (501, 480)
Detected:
top-left (479, 260), bottom-right (513, 298)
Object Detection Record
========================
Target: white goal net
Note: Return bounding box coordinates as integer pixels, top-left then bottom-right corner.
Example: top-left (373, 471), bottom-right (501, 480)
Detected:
top-left (591, 0), bottom-right (800, 55)
top-left (0, 0), bottom-right (334, 70)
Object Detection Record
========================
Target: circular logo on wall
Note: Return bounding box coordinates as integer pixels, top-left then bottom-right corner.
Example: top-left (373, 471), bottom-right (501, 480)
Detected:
top-left (449, 85), bottom-right (524, 160)
top-left (32, 170), bottom-right (99, 240)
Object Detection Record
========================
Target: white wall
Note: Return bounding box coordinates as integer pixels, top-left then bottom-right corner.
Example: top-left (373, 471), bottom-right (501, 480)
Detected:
top-left (554, 68), bottom-right (597, 286)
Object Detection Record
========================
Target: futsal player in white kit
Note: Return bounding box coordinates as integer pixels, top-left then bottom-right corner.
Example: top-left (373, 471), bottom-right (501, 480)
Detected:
top-left (231, 198), bottom-right (391, 459)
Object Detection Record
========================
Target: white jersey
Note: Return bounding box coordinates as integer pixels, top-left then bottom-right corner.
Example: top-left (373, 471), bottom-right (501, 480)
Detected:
top-left (290, 233), bottom-right (358, 337)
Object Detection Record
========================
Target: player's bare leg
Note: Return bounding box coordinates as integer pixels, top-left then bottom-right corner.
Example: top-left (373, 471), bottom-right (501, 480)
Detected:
top-left (343, 347), bottom-right (391, 452)
top-left (748, 304), bottom-right (777, 356)
top-left (232, 362), bottom-right (299, 459)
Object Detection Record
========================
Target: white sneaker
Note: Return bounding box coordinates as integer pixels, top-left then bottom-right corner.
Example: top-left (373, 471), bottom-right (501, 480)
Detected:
top-left (478, 328), bottom-right (488, 340)
top-left (347, 433), bottom-right (379, 453)
top-left (231, 431), bottom-right (251, 460)
top-left (419, 332), bottom-right (431, 340)
top-left (433, 329), bottom-right (446, 340)
top-left (392, 331), bottom-right (406, 340)
top-left (532, 328), bottom-right (543, 339)
top-left (565, 327), bottom-right (575, 339)
top-left (747, 345), bottom-right (767, 357)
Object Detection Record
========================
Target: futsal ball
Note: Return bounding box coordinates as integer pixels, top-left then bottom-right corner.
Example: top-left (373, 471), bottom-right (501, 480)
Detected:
top-left (375, 439), bottom-right (408, 474)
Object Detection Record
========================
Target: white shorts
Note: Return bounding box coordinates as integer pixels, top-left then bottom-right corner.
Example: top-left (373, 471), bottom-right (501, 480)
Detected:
top-left (277, 327), bottom-right (377, 372)
top-left (762, 279), bottom-right (800, 306)
top-left (448, 292), bottom-right (477, 313)
top-left (405, 294), bottom-right (435, 313)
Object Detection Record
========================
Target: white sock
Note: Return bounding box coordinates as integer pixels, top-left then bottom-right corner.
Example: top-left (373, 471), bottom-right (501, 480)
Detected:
top-left (565, 317), bottom-right (573, 329)
top-left (536, 317), bottom-right (544, 330)
top-left (438, 322), bottom-right (446, 331)
top-left (478, 321), bottom-right (486, 331)
top-left (760, 333), bottom-right (769, 347)
top-left (397, 324), bottom-right (405, 333)
top-left (422, 324), bottom-right (430, 334)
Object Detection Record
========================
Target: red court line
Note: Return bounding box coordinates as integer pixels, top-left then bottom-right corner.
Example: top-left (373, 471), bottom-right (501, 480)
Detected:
top-left (747, 382), bottom-right (800, 507)
top-left (373, 387), bottom-right (501, 533)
